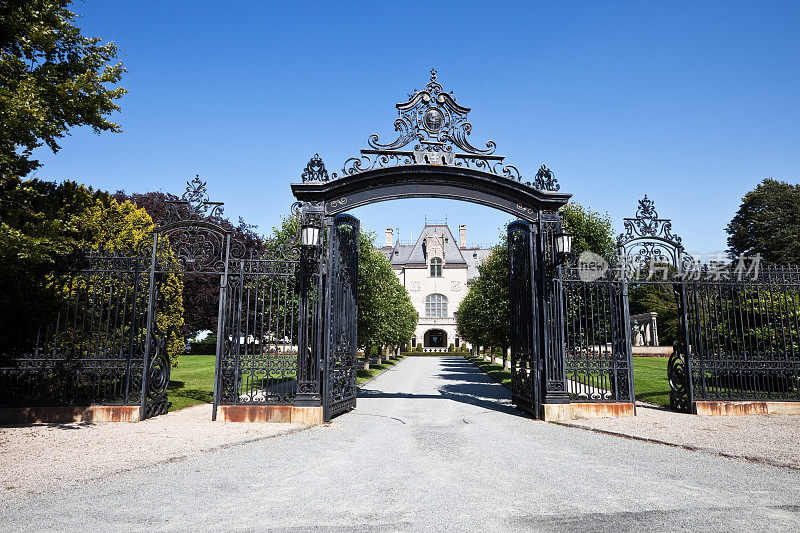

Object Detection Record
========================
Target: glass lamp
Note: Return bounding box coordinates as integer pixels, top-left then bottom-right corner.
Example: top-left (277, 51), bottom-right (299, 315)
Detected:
top-left (301, 224), bottom-right (320, 247)
top-left (555, 232), bottom-right (573, 257)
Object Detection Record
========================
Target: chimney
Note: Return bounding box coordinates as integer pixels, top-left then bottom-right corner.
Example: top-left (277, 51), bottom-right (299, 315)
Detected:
top-left (459, 225), bottom-right (466, 248)
top-left (385, 228), bottom-right (394, 247)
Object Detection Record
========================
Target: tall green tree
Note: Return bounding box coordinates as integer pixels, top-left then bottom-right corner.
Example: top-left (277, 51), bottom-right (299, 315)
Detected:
top-left (456, 243), bottom-right (510, 359)
top-left (726, 178), bottom-right (800, 264)
top-left (1, 0), bottom-right (127, 177)
top-left (0, 177), bottom-right (185, 364)
top-left (265, 216), bottom-right (417, 356)
top-left (358, 232), bottom-right (416, 355)
top-left (113, 190), bottom-right (266, 337)
top-left (628, 284), bottom-right (678, 346)
top-left (560, 202), bottom-right (615, 258)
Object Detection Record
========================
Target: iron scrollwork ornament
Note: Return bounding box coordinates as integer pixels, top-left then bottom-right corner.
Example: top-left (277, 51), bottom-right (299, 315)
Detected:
top-left (301, 153), bottom-right (330, 182)
top-left (162, 175), bottom-right (225, 224)
top-left (299, 70), bottom-right (562, 192)
top-left (616, 195), bottom-right (693, 273)
top-left (533, 165), bottom-right (560, 192)
top-left (368, 68), bottom-right (495, 155)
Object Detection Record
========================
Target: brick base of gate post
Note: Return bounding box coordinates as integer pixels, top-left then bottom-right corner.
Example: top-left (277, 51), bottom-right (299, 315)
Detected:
top-left (694, 401), bottom-right (800, 416)
top-left (541, 402), bottom-right (635, 421)
top-left (216, 405), bottom-right (323, 425)
top-left (0, 405), bottom-right (140, 423)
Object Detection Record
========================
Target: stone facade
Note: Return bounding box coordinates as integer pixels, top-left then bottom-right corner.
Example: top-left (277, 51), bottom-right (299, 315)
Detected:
top-left (378, 223), bottom-right (492, 350)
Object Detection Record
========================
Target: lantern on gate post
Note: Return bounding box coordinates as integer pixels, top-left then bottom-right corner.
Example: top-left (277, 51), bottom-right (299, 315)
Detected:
top-left (302, 222), bottom-right (320, 247)
top-left (554, 232), bottom-right (573, 262)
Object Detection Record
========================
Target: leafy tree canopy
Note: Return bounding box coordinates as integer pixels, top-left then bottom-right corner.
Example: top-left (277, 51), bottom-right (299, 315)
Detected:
top-left (726, 178), bottom-right (800, 264)
top-left (628, 284), bottom-right (678, 346)
top-left (264, 216), bottom-right (417, 352)
top-left (1, 0), bottom-right (127, 177)
top-left (456, 242), bottom-right (509, 351)
top-left (560, 202), bottom-right (615, 258)
top-left (358, 231), bottom-right (416, 350)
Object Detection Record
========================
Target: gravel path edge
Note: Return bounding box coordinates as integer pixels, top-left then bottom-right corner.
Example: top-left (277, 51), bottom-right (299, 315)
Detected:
top-left (552, 420), bottom-right (800, 471)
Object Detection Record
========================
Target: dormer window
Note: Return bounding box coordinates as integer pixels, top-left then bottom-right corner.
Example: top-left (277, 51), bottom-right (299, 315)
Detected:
top-left (430, 257), bottom-right (443, 277)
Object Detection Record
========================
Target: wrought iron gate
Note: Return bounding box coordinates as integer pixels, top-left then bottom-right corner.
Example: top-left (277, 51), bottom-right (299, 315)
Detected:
top-left (322, 214), bottom-right (360, 421)
top-left (556, 267), bottom-right (635, 403)
top-left (0, 251), bottom-right (153, 412)
top-left (508, 220), bottom-right (541, 416)
top-left (214, 253), bottom-right (301, 413)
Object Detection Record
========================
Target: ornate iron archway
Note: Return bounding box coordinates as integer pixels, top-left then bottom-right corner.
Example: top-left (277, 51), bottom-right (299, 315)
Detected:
top-left (291, 70), bottom-right (573, 420)
top-left (291, 70), bottom-right (570, 219)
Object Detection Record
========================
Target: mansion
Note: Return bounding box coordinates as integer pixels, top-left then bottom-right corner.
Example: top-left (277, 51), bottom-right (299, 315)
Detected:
top-left (378, 222), bottom-right (492, 350)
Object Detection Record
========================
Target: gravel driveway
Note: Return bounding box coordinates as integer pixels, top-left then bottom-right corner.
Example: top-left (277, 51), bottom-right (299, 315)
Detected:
top-left (563, 402), bottom-right (800, 468)
top-left (2, 356), bottom-right (799, 532)
top-left (0, 404), bottom-right (304, 501)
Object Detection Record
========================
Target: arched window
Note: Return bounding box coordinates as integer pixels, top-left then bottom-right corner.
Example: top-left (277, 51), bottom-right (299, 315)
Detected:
top-left (425, 294), bottom-right (448, 318)
top-left (430, 257), bottom-right (443, 277)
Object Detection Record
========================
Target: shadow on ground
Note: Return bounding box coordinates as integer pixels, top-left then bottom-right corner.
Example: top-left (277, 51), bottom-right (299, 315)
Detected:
top-left (358, 357), bottom-right (528, 419)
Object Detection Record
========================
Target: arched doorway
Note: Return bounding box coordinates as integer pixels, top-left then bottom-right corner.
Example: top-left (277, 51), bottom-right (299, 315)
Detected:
top-left (424, 329), bottom-right (447, 348)
top-left (291, 70), bottom-right (571, 422)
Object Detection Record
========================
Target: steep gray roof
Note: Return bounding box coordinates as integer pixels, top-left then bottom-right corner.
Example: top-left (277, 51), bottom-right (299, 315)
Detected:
top-left (380, 243), bottom-right (414, 265)
top-left (377, 223), bottom-right (494, 278)
top-left (463, 247), bottom-right (493, 279)
top-left (404, 224), bottom-right (465, 265)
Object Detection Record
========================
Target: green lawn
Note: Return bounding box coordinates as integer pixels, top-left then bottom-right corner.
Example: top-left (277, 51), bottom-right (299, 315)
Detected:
top-left (465, 354), bottom-right (671, 408)
top-left (631, 357), bottom-right (670, 407)
top-left (168, 353), bottom-right (408, 411)
top-left (357, 355), bottom-right (406, 385)
top-left (168, 355), bottom-right (215, 412)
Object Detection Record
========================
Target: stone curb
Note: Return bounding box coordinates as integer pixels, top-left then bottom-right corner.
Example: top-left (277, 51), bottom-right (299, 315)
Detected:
top-left (551, 421), bottom-right (800, 471)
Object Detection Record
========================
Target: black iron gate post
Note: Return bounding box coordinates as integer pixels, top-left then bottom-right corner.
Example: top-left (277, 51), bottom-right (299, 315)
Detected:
top-left (140, 231), bottom-right (173, 420)
top-left (607, 272), bottom-right (635, 403)
top-left (669, 278), bottom-right (694, 412)
top-left (211, 233), bottom-right (231, 421)
top-left (140, 231), bottom-right (161, 420)
top-left (538, 211), bottom-right (569, 408)
top-left (294, 202), bottom-right (324, 407)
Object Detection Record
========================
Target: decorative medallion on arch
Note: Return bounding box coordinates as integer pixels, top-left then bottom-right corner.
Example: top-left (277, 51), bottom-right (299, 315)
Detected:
top-left (368, 67), bottom-right (496, 155)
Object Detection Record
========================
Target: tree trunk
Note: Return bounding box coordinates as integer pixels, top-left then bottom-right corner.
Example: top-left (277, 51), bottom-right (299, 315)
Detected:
top-left (362, 345), bottom-right (370, 370)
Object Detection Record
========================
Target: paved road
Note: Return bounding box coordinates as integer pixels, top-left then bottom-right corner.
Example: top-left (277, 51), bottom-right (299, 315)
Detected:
top-left (2, 356), bottom-right (799, 532)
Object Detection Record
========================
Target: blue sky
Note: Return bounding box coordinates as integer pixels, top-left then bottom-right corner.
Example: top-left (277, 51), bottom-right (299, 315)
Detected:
top-left (31, 1), bottom-right (800, 255)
